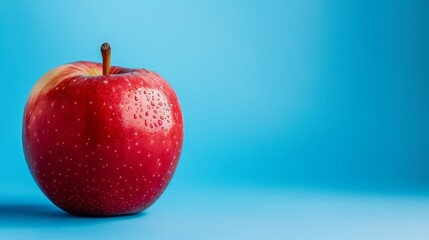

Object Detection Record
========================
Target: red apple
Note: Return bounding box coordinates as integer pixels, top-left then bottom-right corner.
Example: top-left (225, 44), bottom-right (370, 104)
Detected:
top-left (22, 43), bottom-right (183, 216)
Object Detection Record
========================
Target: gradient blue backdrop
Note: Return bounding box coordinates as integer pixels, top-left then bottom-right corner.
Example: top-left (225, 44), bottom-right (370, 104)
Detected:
top-left (1, 0), bottom-right (429, 239)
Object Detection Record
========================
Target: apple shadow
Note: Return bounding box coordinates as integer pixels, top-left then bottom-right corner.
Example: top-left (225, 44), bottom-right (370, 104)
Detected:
top-left (0, 202), bottom-right (145, 228)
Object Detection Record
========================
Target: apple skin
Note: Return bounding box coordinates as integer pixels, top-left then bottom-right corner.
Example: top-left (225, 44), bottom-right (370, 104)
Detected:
top-left (23, 61), bottom-right (183, 216)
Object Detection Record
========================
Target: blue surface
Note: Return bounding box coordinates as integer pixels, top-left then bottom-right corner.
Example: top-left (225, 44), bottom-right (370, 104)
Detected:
top-left (2, 186), bottom-right (429, 239)
top-left (1, 0), bottom-right (429, 239)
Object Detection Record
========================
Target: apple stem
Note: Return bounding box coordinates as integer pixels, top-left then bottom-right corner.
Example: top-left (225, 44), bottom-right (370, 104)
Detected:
top-left (101, 42), bottom-right (111, 75)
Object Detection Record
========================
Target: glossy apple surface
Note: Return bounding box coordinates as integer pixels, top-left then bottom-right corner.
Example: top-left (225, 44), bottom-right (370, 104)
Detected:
top-left (23, 61), bottom-right (183, 216)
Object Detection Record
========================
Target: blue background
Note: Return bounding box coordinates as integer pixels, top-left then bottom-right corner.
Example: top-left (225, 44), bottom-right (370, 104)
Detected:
top-left (1, 0), bottom-right (429, 239)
